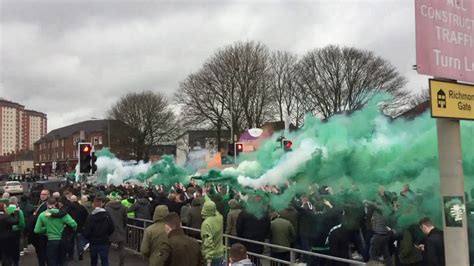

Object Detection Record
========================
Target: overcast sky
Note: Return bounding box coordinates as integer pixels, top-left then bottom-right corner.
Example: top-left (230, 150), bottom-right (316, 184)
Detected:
top-left (0, 0), bottom-right (425, 131)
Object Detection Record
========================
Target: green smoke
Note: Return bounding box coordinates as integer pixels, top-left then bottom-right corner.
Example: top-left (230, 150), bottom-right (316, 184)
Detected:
top-left (96, 95), bottom-right (473, 230)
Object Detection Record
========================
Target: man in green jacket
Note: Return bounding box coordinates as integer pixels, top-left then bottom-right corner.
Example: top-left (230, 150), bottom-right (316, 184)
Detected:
top-left (270, 212), bottom-right (295, 263)
top-left (201, 198), bottom-right (225, 266)
top-left (140, 205), bottom-right (169, 266)
top-left (7, 196), bottom-right (25, 266)
top-left (34, 197), bottom-right (77, 266)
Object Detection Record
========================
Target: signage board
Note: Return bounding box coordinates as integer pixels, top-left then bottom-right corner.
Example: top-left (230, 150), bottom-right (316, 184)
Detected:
top-left (430, 79), bottom-right (474, 120)
top-left (415, 0), bottom-right (474, 83)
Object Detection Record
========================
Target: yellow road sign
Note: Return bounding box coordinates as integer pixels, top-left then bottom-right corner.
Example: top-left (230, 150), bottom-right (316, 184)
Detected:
top-left (430, 79), bottom-right (474, 121)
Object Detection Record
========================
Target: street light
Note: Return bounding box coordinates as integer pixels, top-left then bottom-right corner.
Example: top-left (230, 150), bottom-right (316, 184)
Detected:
top-left (91, 117), bottom-right (111, 149)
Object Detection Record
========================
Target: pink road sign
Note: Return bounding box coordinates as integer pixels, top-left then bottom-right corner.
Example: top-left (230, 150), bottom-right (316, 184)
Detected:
top-left (415, 0), bottom-right (474, 83)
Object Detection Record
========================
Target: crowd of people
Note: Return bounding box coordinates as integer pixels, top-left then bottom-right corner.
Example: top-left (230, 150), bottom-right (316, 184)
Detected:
top-left (0, 180), bottom-right (449, 266)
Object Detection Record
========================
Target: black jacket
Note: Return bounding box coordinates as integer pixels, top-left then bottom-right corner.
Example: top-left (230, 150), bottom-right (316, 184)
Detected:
top-left (0, 211), bottom-right (19, 240)
top-left (166, 198), bottom-right (193, 217)
top-left (68, 202), bottom-right (89, 232)
top-left (236, 210), bottom-right (270, 254)
top-left (83, 208), bottom-right (115, 245)
top-left (423, 228), bottom-right (445, 266)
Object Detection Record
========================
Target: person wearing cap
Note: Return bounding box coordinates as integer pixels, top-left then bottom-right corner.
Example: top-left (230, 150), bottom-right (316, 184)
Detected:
top-left (140, 205), bottom-right (170, 266)
top-left (105, 192), bottom-right (127, 266)
top-left (121, 195), bottom-right (135, 219)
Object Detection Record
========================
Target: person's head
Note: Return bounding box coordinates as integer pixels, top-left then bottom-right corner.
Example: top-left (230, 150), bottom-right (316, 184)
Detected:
top-left (378, 185), bottom-right (385, 196)
top-left (9, 196), bottom-right (18, 206)
top-left (168, 193), bottom-right (177, 202)
top-left (70, 195), bottom-right (78, 203)
top-left (47, 197), bottom-right (57, 209)
top-left (40, 190), bottom-right (50, 201)
top-left (2, 192), bottom-right (10, 199)
top-left (20, 195), bottom-right (28, 203)
top-left (93, 197), bottom-right (104, 208)
top-left (419, 217), bottom-right (435, 235)
top-left (81, 195), bottom-right (88, 203)
top-left (164, 212), bottom-right (181, 234)
top-left (52, 191), bottom-right (61, 199)
top-left (58, 196), bottom-right (69, 208)
top-left (229, 243), bottom-right (248, 263)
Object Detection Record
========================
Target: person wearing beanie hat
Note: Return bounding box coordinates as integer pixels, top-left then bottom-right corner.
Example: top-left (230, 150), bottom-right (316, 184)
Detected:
top-left (105, 192), bottom-right (127, 266)
top-left (225, 199), bottom-right (241, 245)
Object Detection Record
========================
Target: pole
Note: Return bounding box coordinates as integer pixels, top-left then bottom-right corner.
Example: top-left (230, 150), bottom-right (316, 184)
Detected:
top-left (108, 120), bottom-right (111, 149)
top-left (230, 90), bottom-right (236, 163)
top-left (436, 118), bottom-right (469, 265)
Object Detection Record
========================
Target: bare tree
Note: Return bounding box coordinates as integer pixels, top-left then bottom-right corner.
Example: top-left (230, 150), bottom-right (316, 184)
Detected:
top-left (269, 51), bottom-right (301, 124)
top-left (175, 41), bottom-right (276, 144)
top-left (108, 91), bottom-right (177, 161)
top-left (296, 45), bottom-right (407, 119)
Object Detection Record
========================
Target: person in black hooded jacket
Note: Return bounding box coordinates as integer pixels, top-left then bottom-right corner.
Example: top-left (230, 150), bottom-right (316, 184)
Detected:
top-left (0, 202), bottom-right (19, 266)
top-left (83, 198), bottom-right (115, 266)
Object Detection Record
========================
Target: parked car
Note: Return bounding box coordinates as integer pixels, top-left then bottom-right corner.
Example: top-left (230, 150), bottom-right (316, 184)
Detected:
top-left (4, 181), bottom-right (24, 194)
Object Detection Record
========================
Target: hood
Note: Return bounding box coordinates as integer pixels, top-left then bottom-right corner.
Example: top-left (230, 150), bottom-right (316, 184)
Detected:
top-left (153, 205), bottom-right (169, 222)
top-left (107, 201), bottom-right (123, 210)
top-left (228, 199), bottom-right (240, 209)
top-left (202, 200), bottom-right (217, 219)
top-left (92, 207), bottom-right (106, 215)
top-left (192, 198), bottom-right (202, 207)
top-left (137, 198), bottom-right (149, 205)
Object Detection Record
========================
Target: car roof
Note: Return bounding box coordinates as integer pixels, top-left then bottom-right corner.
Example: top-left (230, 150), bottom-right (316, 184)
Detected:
top-left (6, 181), bottom-right (20, 183)
top-left (33, 180), bottom-right (66, 184)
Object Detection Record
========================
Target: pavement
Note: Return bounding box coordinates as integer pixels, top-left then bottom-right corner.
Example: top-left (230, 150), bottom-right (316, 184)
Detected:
top-left (19, 245), bottom-right (147, 266)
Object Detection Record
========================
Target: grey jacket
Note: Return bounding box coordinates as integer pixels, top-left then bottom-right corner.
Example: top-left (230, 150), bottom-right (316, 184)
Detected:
top-left (105, 201), bottom-right (128, 243)
top-left (129, 198), bottom-right (152, 220)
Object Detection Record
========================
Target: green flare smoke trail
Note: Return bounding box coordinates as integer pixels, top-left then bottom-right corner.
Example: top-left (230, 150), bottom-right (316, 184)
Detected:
top-left (97, 95), bottom-right (474, 230)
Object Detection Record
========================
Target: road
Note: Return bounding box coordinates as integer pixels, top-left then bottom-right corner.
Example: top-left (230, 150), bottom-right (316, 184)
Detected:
top-left (20, 245), bottom-right (147, 266)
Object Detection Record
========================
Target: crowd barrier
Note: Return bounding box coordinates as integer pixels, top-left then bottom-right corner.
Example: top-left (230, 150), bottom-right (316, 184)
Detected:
top-left (125, 217), bottom-right (367, 266)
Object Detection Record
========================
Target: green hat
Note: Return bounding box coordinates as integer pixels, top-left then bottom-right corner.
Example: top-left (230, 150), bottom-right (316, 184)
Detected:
top-left (108, 191), bottom-right (121, 201)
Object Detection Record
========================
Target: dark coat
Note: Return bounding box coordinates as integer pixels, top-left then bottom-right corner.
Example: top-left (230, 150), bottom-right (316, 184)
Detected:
top-left (105, 201), bottom-right (128, 243)
top-left (236, 210), bottom-right (271, 254)
top-left (83, 208), bottom-right (115, 245)
top-left (164, 228), bottom-right (203, 266)
top-left (166, 198), bottom-right (193, 217)
top-left (328, 226), bottom-right (350, 266)
top-left (130, 198), bottom-right (152, 220)
top-left (186, 203), bottom-right (203, 239)
top-left (279, 206), bottom-right (299, 236)
top-left (68, 202), bottom-right (89, 232)
top-left (423, 228), bottom-right (445, 266)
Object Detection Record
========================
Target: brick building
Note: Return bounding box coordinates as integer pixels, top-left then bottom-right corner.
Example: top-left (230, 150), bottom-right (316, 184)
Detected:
top-left (33, 119), bottom-right (130, 175)
top-left (0, 99), bottom-right (47, 155)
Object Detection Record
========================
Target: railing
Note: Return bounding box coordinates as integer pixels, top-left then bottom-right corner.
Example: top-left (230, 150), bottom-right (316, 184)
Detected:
top-left (126, 217), bottom-right (366, 266)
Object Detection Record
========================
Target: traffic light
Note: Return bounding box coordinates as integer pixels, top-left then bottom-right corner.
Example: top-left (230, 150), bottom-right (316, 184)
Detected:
top-left (282, 139), bottom-right (293, 152)
top-left (79, 143), bottom-right (92, 174)
top-left (236, 143), bottom-right (243, 155)
top-left (228, 143), bottom-right (244, 156)
top-left (91, 151), bottom-right (98, 174)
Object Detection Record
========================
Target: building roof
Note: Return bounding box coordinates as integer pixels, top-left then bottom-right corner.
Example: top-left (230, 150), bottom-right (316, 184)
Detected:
top-left (395, 101), bottom-right (430, 120)
top-left (35, 119), bottom-right (112, 144)
top-left (0, 99), bottom-right (24, 109)
top-left (25, 109), bottom-right (47, 118)
top-left (15, 150), bottom-right (34, 161)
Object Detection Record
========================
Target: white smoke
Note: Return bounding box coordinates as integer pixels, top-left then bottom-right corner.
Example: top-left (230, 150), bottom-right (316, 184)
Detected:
top-left (237, 138), bottom-right (320, 188)
top-left (96, 156), bottom-right (151, 185)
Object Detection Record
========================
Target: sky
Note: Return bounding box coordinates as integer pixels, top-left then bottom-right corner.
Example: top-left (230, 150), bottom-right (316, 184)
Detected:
top-left (0, 0), bottom-right (426, 131)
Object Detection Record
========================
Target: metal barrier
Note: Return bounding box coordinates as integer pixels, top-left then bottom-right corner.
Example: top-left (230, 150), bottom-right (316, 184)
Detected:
top-left (126, 217), bottom-right (366, 266)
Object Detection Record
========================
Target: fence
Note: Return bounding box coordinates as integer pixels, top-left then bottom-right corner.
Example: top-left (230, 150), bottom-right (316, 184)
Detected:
top-left (126, 218), bottom-right (366, 266)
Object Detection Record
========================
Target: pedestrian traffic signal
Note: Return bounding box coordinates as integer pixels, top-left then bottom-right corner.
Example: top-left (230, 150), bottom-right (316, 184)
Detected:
top-left (282, 139), bottom-right (292, 152)
top-left (79, 143), bottom-right (92, 173)
top-left (91, 152), bottom-right (98, 174)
